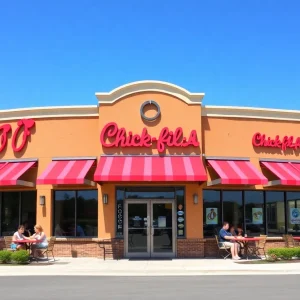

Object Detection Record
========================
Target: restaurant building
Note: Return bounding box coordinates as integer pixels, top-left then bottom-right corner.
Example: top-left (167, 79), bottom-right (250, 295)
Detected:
top-left (0, 80), bottom-right (300, 258)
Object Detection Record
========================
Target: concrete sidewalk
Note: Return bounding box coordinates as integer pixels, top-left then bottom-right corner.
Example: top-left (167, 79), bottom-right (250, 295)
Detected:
top-left (1, 258), bottom-right (300, 276)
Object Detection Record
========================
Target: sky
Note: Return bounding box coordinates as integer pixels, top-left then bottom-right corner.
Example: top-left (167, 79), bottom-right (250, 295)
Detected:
top-left (0, 1), bottom-right (300, 110)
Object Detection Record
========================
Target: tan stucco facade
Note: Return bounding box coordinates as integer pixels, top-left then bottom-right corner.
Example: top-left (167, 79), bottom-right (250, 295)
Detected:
top-left (1, 80), bottom-right (300, 247)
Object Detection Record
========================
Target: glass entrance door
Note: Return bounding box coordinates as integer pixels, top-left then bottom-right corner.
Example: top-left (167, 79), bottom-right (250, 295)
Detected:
top-left (151, 200), bottom-right (174, 257)
top-left (125, 200), bottom-right (175, 258)
top-left (126, 202), bottom-right (150, 257)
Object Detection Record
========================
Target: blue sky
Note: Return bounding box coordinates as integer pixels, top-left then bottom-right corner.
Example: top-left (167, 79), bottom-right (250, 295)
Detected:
top-left (0, 1), bottom-right (300, 110)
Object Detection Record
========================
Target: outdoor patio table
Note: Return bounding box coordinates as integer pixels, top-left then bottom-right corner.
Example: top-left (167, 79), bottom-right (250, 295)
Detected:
top-left (293, 237), bottom-right (300, 246)
top-left (234, 237), bottom-right (261, 260)
top-left (16, 239), bottom-right (42, 259)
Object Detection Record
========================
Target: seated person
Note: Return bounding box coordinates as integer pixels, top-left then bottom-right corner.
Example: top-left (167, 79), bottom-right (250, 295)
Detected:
top-left (22, 221), bottom-right (32, 237)
top-left (230, 225), bottom-right (237, 236)
top-left (219, 222), bottom-right (241, 260)
top-left (11, 225), bottom-right (26, 250)
top-left (237, 226), bottom-right (244, 237)
top-left (29, 224), bottom-right (48, 257)
top-left (231, 225), bottom-right (244, 255)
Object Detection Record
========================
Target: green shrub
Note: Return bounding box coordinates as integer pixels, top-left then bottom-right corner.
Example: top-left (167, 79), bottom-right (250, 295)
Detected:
top-left (267, 247), bottom-right (300, 260)
top-left (0, 250), bottom-right (12, 263)
top-left (11, 250), bottom-right (29, 264)
top-left (293, 247), bottom-right (300, 257)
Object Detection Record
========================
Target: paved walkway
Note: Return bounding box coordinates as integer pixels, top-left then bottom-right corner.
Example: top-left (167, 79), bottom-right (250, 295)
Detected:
top-left (1, 258), bottom-right (300, 276)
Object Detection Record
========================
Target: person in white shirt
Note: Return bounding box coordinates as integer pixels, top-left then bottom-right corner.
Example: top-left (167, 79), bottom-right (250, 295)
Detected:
top-left (29, 224), bottom-right (48, 258)
top-left (11, 225), bottom-right (26, 250)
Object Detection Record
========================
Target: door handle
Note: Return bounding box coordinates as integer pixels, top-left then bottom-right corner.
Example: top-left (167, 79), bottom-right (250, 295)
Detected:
top-left (151, 226), bottom-right (154, 236)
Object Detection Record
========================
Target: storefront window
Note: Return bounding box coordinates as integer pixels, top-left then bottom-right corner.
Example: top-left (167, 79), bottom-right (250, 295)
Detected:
top-left (0, 191), bottom-right (36, 236)
top-left (203, 190), bottom-right (221, 237)
top-left (287, 192), bottom-right (300, 235)
top-left (223, 191), bottom-right (243, 229)
top-left (77, 191), bottom-right (98, 237)
top-left (266, 191), bottom-right (285, 236)
top-left (245, 191), bottom-right (265, 236)
top-left (53, 190), bottom-right (98, 237)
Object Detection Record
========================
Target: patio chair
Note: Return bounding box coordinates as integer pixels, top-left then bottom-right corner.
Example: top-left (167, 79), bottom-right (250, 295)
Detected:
top-left (39, 236), bottom-right (56, 263)
top-left (98, 239), bottom-right (119, 260)
top-left (3, 236), bottom-right (15, 252)
top-left (283, 234), bottom-right (296, 248)
top-left (215, 235), bottom-right (231, 259)
top-left (249, 235), bottom-right (267, 258)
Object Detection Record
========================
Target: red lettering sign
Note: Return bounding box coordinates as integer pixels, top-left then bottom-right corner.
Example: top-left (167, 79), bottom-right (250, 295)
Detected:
top-left (0, 119), bottom-right (35, 153)
top-left (252, 132), bottom-right (300, 151)
top-left (100, 122), bottom-right (199, 152)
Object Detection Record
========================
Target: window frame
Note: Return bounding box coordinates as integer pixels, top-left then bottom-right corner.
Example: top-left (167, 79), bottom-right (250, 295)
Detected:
top-left (0, 191), bottom-right (37, 236)
top-left (52, 189), bottom-right (98, 238)
top-left (244, 190), bottom-right (265, 235)
top-left (203, 189), bottom-right (292, 237)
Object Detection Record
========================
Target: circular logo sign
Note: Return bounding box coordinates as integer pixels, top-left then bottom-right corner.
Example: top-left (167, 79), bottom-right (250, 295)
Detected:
top-left (178, 224), bottom-right (184, 229)
top-left (292, 208), bottom-right (299, 218)
top-left (140, 100), bottom-right (161, 122)
top-left (177, 211), bottom-right (184, 216)
top-left (177, 217), bottom-right (184, 223)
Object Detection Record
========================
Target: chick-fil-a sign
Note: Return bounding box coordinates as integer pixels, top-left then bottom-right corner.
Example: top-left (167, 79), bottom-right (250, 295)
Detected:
top-left (0, 119), bottom-right (35, 153)
top-left (100, 122), bottom-right (199, 153)
top-left (252, 132), bottom-right (300, 151)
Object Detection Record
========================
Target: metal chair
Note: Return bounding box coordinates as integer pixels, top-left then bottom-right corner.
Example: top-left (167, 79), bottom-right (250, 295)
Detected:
top-left (98, 239), bottom-right (119, 260)
top-left (283, 234), bottom-right (296, 248)
top-left (249, 235), bottom-right (267, 258)
top-left (215, 235), bottom-right (231, 259)
top-left (3, 236), bottom-right (15, 252)
top-left (39, 236), bottom-right (56, 263)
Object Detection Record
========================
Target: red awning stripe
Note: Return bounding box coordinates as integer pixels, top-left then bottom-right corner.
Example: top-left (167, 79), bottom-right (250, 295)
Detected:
top-left (261, 161), bottom-right (300, 185)
top-left (290, 163), bottom-right (300, 175)
top-left (208, 159), bottom-right (267, 185)
top-left (94, 156), bottom-right (207, 182)
top-left (0, 161), bottom-right (36, 186)
top-left (37, 159), bottom-right (95, 185)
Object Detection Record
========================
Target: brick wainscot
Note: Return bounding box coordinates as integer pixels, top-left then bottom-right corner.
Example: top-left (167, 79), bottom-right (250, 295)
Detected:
top-left (0, 237), bottom-right (288, 258)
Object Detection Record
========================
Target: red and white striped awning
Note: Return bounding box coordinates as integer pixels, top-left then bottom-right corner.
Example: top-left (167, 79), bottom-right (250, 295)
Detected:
top-left (260, 160), bottom-right (300, 186)
top-left (207, 158), bottom-right (268, 186)
top-left (94, 155), bottom-right (207, 182)
top-left (37, 158), bottom-right (96, 186)
top-left (0, 160), bottom-right (37, 187)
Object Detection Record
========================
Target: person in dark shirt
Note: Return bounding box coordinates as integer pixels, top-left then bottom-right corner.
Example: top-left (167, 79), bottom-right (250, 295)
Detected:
top-left (230, 225), bottom-right (237, 236)
top-left (22, 221), bottom-right (32, 238)
top-left (219, 221), bottom-right (241, 260)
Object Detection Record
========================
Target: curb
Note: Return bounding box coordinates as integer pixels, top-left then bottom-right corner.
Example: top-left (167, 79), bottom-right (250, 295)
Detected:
top-left (1, 270), bottom-right (300, 276)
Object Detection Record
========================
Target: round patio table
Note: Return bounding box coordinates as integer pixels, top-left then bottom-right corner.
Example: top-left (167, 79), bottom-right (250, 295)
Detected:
top-left (15, 239), bottom-right (42, 259)
top-left (234, 237), bottom-right (261, 260)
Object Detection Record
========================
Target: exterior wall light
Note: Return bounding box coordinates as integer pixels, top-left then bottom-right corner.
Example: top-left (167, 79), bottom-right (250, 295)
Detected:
top-left (103, 194), bottom-right (108, 204)
top-left (39, 195), bottom-right (46, 206)
top-left (193, 193), bottom-right (198, 205)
